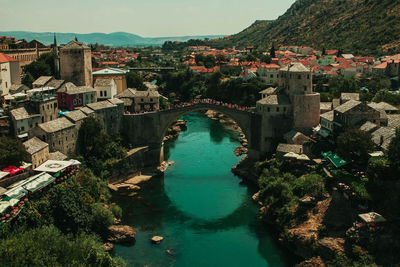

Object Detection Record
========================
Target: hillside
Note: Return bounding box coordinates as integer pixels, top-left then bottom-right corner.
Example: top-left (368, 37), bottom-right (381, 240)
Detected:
top-left (209, 0), bottom-right (400, 55)
top-left (0, 31), bottom-right (224, 47)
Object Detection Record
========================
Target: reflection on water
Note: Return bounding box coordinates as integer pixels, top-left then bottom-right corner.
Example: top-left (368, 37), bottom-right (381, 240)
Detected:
top-left (114, 112), bottom-right (291, 267)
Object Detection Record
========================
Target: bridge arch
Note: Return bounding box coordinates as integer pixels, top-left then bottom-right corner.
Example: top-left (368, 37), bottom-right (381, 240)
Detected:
top-left (122, 103), bottom-right (262, 165)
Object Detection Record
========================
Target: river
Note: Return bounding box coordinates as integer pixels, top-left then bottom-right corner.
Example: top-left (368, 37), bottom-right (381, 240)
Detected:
top-left (114, 112), bottom-right (292, 266)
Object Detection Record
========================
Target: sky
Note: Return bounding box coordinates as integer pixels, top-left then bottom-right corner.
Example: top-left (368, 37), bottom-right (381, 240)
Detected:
top-left (1, 0), bottom-right (296, 37)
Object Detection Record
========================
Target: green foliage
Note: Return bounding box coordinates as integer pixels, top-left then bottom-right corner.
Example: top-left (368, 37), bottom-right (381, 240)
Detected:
top-left (0, 225), bottom-right (124, 267)
top-left (77, 117), bottom-right (126, 173)
top-left (206, 1), bottom-right (400, 55)
top-left (110, 204), bottom-right (123, 219)
top-left (336, 128), bottom-right (374, 161)
top-left (21, 72), bottom-right (35, 88)
top-left (90, 203), bottom-right (114, 235)
top-left (24, 52), bottom-right (56, 80)
top-left (126, 71), bottom-right (145, 90)
top-left (372, 89), bottom-right (400, 107)
top-left (0, 137), bottom-right (29, 168)
top-left (257, 160), bottom-right (326, 227)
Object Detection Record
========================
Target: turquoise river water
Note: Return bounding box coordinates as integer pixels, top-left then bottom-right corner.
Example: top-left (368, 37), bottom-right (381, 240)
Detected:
top-left (114, 112), bottom-right (293, 266)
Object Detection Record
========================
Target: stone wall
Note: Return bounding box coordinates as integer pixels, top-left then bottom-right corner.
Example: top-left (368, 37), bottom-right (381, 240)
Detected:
top-left (293, 93), bottom-right (321, 130)
top-left (60, 48), bottom-right (92, 86)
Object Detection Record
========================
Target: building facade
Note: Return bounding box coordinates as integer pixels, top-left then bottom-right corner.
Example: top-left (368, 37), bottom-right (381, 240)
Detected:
top-left (60, 41), bottom-right (92, 86)
top-left (0, 53), bottom-right (21, 96)
top-left (57, 82), bottom-right (97, 111)
top-left (92, 68), bottom-right (128, 95)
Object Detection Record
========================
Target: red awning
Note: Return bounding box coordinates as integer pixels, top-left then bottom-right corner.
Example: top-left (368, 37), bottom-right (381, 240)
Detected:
top-left (2, 166), bottom-right (23, 175)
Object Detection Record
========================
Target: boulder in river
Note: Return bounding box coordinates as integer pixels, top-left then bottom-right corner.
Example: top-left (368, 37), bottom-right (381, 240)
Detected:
top-left (107, 225), bottom-right (136, 244)
top-left (151, 235), bottom-right (164, 244)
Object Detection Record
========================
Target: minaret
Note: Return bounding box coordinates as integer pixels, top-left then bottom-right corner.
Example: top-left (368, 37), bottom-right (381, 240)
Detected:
top-left (53, 33), bottom-right (60, 77)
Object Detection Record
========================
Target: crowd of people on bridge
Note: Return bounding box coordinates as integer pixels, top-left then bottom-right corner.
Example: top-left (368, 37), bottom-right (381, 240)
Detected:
top-left (168, 99), bottom-right (253, 112)
top-left (126, 99), bottom-right (254, 115)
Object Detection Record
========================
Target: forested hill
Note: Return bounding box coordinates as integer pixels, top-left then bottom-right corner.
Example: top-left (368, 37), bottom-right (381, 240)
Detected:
top-left (209, 0), bottom-right (400, 55)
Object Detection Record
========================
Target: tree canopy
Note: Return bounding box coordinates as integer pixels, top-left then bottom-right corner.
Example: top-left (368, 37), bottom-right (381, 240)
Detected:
top-left (0, 137), bottom-right (29, 168)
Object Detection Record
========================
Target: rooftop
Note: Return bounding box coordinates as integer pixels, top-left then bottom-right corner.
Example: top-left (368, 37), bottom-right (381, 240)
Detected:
top-left (32, 76), bottom-right (53, 87)
top-left (60, 40), bottom-right (90, 50)
top-left (360, 121), bottom-right (378, 132)
top-left (0, 53), bottom-right (18, 63)
top-left (107, 98), bottom-right (124, 105)
top-left (257, 94), bottom-right (290, 105)
top-left (371, 127), bottom-right (396, 150)
top-left (320, 110), bottom-right (334, 121)
top-left (334, 100), bottom-right (361, 113)
top-left (94, 78), bottom-right (115, 87)
top-left (86, 100), bottom-right (116, 111)
top-left (368, 102), bottom-right (398, 112)
top-left (38, 117), bottom-right (75, 133)
top-left (58, 82), bottom-right (95, 94)
top-left (23, 137), bottom-right (48, 155)
top-left (280, 63), bottom-right (310, 72)
top-left (49, 151), bottom-right (68, 161)
top-left (78, 106), bottom-right (95, 115)
top-left (341, 93), bottom-right (360, 101)
top-left (259, 87), bottom-right (277, 95)
top-left (64, 110), bottom-right (87, 122)
top-left (276, 143), bottom-right (303, 154)
top-left (10, 107), bottom-right (29, 121)
top-left (46, 79), bottom-right (65, 89)
top-left (93, 68), bottom-right (129, 76)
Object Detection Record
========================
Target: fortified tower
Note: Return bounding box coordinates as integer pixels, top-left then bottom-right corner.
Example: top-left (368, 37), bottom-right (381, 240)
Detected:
top-left (60, 40), bottom-right (92, 86)
top-left (256, 63), bottom-right (320, 156)
top-left (279, 63), bottom-right (320, 130)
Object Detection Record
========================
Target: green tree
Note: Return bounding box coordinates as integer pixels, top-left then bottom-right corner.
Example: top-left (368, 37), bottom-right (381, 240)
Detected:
top-left (0, 137), bottom-right (29, 168)
top-left (270, 44), bottom-right (276, 58)
top-left (126, 71), bottom-right (145, 90)
top-left (0, 226), bottom-right (125, 267)
top-left (336, 128), bottom-right (374, 161)
top-left (21, 72), bottom-right (35, 88)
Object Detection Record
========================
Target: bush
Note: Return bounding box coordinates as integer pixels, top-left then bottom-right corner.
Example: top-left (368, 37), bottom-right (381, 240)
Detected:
top-left (91, 203), bottom-right (114, 235)
top-left (110, 204), bottom-right (123, 219)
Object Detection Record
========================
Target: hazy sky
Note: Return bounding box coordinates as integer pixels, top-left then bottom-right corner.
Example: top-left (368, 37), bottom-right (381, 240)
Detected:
top-left (1, 0), bottom-right (296, 36)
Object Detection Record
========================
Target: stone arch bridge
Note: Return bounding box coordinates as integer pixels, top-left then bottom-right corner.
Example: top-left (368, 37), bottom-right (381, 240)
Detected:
top-left (122, 103), bottom-right (262, 165)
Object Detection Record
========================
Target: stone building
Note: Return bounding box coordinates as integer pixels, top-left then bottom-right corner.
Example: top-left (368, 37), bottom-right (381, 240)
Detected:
top-left (94, 78), bottom-right (117, 100)
top-left (32, 76), bottom-right (53, 88)
top-left (28, 93), bottom-right (59, 123)
top-left (10, 107), bottom-right (40, 139)
top-left (23, 137), bottom-right (50, 169)
top-left (92, 68), bottom-right (128, 95)
top-left (0, 53), bottom-right (21, 96)
top-left (64, 110), bottom-right (87, 129)
top-left (257, 64), bottom-right (281, 85)
top-left (86, 99), bottom-right (124, 136)
top-left (256, 63), bottom-right (320, 154)
top-left (116, 88), bottom-right (161, 113)
top-left (334, 100), bottom-right (382, 129)
top-left (32, 117), bottom-right (76, 155)
top-left (57, 82), bottom-right (97, 111)
top-left (60, 40), bottom-right (92, 86)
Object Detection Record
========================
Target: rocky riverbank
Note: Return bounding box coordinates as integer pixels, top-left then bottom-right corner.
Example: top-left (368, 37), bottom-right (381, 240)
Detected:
top-left (163, 120), bottom-right (187, 142)
top-left (233, 158), bottom-right (355, 266)
top-left (205, 110), bottom-right (248, 156)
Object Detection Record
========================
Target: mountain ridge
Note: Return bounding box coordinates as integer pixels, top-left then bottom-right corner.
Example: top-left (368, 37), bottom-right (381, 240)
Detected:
top-left (208, 0), bottom-right (400, 55)
top-left (0, 31), bottom-right (225, 47)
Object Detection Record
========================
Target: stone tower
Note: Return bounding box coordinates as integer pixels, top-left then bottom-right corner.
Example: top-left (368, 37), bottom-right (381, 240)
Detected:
top-left (60, 40), bottom-right (92, 86)
top-left (279, 63), bottom-right (320, 130)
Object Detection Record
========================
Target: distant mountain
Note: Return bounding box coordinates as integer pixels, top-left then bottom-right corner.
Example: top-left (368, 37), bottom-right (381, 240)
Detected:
top-left (208, 0), bottom-right (400, 55)
top-left (0, 31), bottom-right (225, 47)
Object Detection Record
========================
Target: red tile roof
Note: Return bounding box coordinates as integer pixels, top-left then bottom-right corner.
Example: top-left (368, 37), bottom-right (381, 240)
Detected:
top-left (0, 53), bottom-right (18, 63)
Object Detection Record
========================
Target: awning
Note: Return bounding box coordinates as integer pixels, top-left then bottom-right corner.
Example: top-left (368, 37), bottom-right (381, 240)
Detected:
top-left (4, 186), bottom-right (27, 200)
top-left (2, 166), bottom-right (23, 175)
top-left (0, 198), bottom-right (20, 214)
top-left (34, 160), bottom-right (73, 173)
top-left (23, 173), bottom-right (55, 193)
top-left (322, 151), bottom-right (348, 168)
top-left (0, 172), bottom-right (9, 180)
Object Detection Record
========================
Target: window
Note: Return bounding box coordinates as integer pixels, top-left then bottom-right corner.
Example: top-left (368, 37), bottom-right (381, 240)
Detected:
top-left (104, 91), bottom-right (107, 97)
top-left (298, 75), bottom-right (301, 79)
top-left (284, 107), bottom-right (287, 112)
top-left (304, 86), bottom-right (307, 91)
top-left (100, 91), bottom-right (103, 97)
top-left (150, 98), bottom-right (153, 102)
top-left (21, 126), bottom-right (25, 131)
top-left (141, 98), bottom-right (144, 102)
top-left (54, 103), bottom-right (57, 109)
top-left (47, 104), bottom-right (49, 110)
top-left (307, 74), bottom-right (310, 79)
top-left (267, 107), bottom-right (270, 112)
top-left (276, 107), bottom-right (279, 112)
top-left (270, 74), bottom-right (273, 78)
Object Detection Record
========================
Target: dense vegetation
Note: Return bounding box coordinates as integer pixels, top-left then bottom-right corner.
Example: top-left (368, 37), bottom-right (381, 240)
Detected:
top-left (157, 69), bottom-right (266, 106)
top-left (0, 119), bottom-right (127, 266)
top-left (207, 0), bottom-right (400, 55)
top-left (22, 53), bottom-right (58, 87)
top-left (0, 137), bottom-right (29, 168)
